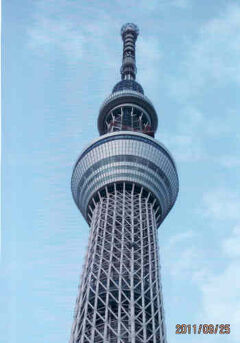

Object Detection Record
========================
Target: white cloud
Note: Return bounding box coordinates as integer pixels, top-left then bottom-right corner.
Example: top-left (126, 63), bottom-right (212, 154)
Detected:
top-left (200, 262), bottom-right (240, 342)
top-left (163, 4), bottom-right (240, 166)
top-left (28, 17), bottom-right (85, 62)
top-left (168, 230), bottom-right (195, 245)
top-left (163, 188), bottom-right (240, 341)
top-left (160, 103), bottom-right (239, 163)
top-left (160, 106), bottom-right (207, 162)
top-left (139, 0), bottom-right (190, 11)
top-left (172, 0), bottom-right (190, 8)
top-left (27, 1), bottom-right (120, 65)
top-left (222, 224), bottom-right (240, 258)
top-left (169, 3), bottom-right (240, 99)
top-left (202, 189), bottom-right (240, 221)
top-left (161, 107), bottom-right (240, 163)
top-left (168, 247), bottom-right (208, 280)
top-left (162, 230), bottom-right (209, 282)
top-left (138, 37), bottom-right (162, 90)
top-left (218, 156), bottom-right (240, 168)
top-left (161, 133), bottom-right (205, 162)
top-left (165, 230), bottom-right (240, 342)
top-left (194, 190), bottom-right (240, 341)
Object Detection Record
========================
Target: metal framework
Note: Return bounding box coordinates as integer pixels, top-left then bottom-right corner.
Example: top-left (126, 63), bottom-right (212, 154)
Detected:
top-left (70, 183), bottom-right (166, 343)
top-left (105, 105), bottom-right (153, 136)
top-left (69, 23), bottom-right (179, 343)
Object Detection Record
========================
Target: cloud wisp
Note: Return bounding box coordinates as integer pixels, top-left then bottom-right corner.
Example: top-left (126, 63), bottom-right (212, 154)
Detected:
top-left (169, 3), bottom-right (240, 100)
top-left (164, 187), bottom-right (240, 342)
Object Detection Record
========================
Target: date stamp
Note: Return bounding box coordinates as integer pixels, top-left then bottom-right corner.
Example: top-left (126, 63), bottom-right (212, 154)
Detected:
top-left (175, 324), bottom-right (230, 335)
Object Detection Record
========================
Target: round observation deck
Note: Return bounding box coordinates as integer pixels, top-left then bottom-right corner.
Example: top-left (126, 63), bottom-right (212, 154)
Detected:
top-left (98, 90), bottom-right (158, 136)
top-left (71, 131), bottom-right (178, 227)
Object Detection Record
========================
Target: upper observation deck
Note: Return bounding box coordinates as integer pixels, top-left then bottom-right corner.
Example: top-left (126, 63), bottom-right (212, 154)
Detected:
top-left (97, 23), bottom-right (158, 137)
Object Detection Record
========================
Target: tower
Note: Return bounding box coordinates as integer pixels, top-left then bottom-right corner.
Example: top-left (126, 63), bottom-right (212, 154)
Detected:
top-left (70, 23), bottom-right (179, 343)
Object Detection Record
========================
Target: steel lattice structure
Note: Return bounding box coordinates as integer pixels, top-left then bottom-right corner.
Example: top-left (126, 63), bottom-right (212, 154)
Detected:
top-left (70, 23), bottom-right (179, 343)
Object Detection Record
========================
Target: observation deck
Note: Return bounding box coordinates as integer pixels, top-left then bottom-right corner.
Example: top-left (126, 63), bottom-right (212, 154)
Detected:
top-left (71, 131), bottom-right (178, 227)
top-left (98, 89), bottom-right (158, 136)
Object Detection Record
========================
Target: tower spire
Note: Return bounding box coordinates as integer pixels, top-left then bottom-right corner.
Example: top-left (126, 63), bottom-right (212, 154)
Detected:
top-left (120, 23), bottom-right (139, 80)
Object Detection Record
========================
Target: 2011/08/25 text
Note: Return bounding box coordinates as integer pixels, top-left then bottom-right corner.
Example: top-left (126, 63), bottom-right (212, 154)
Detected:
top-left (175, 324), bottom-right (230, 335)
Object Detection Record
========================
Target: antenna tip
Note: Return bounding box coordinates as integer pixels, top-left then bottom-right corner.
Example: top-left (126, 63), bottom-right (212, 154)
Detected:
top-left (121, 23), bottom-right (139, 39)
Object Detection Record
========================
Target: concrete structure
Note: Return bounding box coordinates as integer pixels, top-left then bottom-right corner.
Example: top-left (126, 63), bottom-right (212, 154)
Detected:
top-left (70, 23), bottom-right (179, 343)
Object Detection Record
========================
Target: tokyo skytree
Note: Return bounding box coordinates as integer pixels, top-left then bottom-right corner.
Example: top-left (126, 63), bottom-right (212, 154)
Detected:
top-left (70, 23), bottom-right (179, 343)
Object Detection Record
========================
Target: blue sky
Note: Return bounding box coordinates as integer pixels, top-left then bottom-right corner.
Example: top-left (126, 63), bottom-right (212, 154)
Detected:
top-left (1, 0), bottom-right (240, 342)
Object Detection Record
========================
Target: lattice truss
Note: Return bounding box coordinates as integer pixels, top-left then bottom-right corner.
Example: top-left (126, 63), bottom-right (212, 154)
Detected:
top-left (70, 183), bottom-right (166, 343)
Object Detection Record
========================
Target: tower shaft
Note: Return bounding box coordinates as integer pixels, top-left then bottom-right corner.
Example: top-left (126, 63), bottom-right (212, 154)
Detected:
top-left (70, 23), bottom-right (179, 343)
top-left (70, 183), bottom-right (166, 343)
